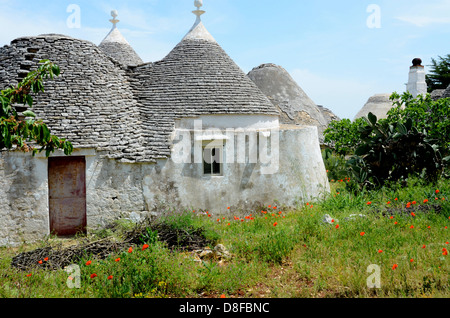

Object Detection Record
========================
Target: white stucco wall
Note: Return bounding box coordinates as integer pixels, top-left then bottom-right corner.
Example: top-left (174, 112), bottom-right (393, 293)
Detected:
top-left (0, 125), bottom-right (329, 246)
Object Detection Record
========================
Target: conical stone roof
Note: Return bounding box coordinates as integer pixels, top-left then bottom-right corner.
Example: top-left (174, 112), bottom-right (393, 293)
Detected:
top-left (0, 34), bottom-right (142, 160)
top-left (127, 8), bottom-right (278, 160)
top-left (443, 84), bottom-right (450, 98)
top-left (354, 93), bottom-right (393, 121)
top-left (247, 63), bottom-right (329, 141)
top-left (99, 11), bottom-right (143, 66)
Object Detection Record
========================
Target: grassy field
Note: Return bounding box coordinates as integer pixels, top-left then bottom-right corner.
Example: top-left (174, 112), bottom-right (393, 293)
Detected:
top-left (0, 177), bottom-right (449, 298)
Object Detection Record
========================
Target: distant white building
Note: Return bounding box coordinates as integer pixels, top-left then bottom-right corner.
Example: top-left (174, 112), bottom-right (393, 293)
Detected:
top-left (406, 58), bottom-right (428, 98)
top-left (355, 58), bottom-right (429, 121)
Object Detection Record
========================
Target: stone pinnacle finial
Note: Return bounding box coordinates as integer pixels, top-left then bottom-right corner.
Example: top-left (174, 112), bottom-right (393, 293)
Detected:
top-left (193, 0), bottom-right (205, 19)
top-left (110, 10), bottom-right (120, 28)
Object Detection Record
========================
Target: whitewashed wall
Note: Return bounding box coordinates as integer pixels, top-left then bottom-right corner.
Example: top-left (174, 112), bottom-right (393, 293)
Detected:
top-left (0, 125), bottom-right (329, 246)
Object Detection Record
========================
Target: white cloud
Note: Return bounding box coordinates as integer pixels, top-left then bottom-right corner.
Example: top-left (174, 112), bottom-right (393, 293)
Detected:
top-left (395, 0), bottom-right (450, 27)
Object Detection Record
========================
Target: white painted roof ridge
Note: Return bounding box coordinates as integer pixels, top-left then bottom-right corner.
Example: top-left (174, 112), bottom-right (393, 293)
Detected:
top-left (182, 0), bottom-right (217, 43)
top-left (100, 10), bottom-right (130, 45)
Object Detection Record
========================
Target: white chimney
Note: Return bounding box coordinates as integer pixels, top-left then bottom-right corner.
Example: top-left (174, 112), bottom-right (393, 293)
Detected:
top-left (406, 58), bottom-right (427, 98)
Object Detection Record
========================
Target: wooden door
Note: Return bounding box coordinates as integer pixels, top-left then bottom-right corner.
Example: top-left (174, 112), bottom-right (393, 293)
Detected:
top-left (48, 156), bottom-right (87, 236)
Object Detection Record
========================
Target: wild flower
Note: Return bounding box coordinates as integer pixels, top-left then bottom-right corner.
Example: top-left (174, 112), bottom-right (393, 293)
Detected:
top-left (392, 264), bottom-right (398, 270)
top-left (90, 273), bottom-right (97, 279)
top-left (142, 244), bottom-right (149, 251)
top-left (128, 247), bottom-right (133, 253)
top-left (86, 260), bottom-right (92, 266)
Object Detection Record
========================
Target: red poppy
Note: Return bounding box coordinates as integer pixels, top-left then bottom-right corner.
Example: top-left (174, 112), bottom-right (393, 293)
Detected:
top-left (142, 244), bottom-right (149, 251)
top-left (422, 245), bottom-right (426, 249)
top-left (115, 258), bottom-right (121, 262)
top-left (394, 198), bottom-right (398, 201)
top-left (378, 249), bottom-right (383, 253)
top-left (390, 216), bottom-right (394, 219)
top-left (335, 224), bottom-right (340, 229)
top-left (410, 225), bottom-right (414, 229)
top-left (86, 260), bottom-right (92, 266)
top-left (436, 189), bottom-right (440, 194)
top-left (273, 222), bottom-right (278, 227)
top-left (360, 232), bottom-right (365, 236)
top-left (367, 201), bottom-right (372, 205)
top-left (443, 248), bottom-right (448, 256)
top-left (273, 206), bottom-right (277, 209)
top-left (227, 207), bottom-right (230, 210)
top-left (107, 275), bottom-right (113, 280)
top-left (411, 212), bottom-right (416, 217)
top-left (44, 257), bottom-right (49, 262)
top-left (90, 273), bottom-right (97, 279)
top-left (220, 294), bottom-right (226, 298)
top-left (423, 199), bottom-right (429, 203)
top-left (410, 259), bottom-right (414, 263)
top-left (26, 273), bottom-right (32, 277)
top-left (128, 247), bottom-right (133, 253)
top-left (38, 260), bottom-right (43, 264)
top-left (392, 264), bottom-right (398, 270)
top-left (412, 201), bottom-right (417, 205)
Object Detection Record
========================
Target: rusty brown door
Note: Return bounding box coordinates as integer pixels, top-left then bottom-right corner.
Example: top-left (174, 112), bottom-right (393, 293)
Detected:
top-left (48, 156), bottom-right (87, 236)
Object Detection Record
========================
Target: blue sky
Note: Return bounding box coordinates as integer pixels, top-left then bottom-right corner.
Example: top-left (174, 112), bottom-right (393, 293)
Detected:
top-left (1, 0), bottom-right (449, 119)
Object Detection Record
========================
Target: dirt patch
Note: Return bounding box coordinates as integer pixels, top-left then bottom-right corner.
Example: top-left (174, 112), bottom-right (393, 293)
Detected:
top-left (373, 203), bottom-right (442, 217)
top-left (10, 218), bottom-right (216, 271)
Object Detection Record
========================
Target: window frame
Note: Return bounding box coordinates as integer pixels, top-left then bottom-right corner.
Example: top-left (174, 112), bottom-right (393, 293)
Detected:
top-left (202, 140), bottom-right (224, 176)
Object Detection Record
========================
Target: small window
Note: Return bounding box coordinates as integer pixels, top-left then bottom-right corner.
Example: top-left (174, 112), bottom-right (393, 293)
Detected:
top-left (203, 142), bottom-right (223, 176)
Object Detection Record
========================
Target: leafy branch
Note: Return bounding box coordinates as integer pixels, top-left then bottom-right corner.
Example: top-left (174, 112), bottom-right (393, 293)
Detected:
top-left (0, 59), bottom-right (73, 157)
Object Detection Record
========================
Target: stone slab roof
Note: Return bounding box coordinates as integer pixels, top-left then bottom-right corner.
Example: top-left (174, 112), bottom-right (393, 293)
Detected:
top-left (1, 29), bottom-right (279, 162)
top-left (99, 27), bottom-right (144, 66)
top-left (247, 63), bottom-right (329, 142)
top-left (443, 84), bottom-right (450, 98)
top-left (354, 93), bottom-right (393, 121)
top-left (0, 34), bottom-right (146, 162)
top-left (127, 38), bottom-right (279, 160)
top-left (431, 89), bottom-right (445, 101)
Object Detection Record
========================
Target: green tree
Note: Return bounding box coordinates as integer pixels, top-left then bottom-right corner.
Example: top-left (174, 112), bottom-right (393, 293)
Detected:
top-left (323, 117), bottom-right (366, 156)
top-left (426, 54), bottom-right (450, 92)
top-left (386, 92), bottom-right (450, 152)
top-left (1, 60), bottom-right (73, 157)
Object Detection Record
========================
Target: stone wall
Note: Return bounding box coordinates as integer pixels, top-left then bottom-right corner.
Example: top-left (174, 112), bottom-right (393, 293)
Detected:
top-left (0, 125), bottom-right (329, 246)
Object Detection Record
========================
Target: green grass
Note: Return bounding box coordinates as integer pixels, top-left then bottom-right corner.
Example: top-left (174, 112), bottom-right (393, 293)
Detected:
top-left (0, 177), bottom-right (449, 298)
